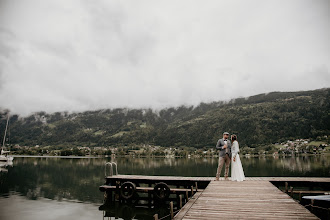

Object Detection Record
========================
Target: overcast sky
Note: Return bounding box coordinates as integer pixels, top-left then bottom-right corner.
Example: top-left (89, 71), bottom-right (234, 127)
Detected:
top-left (0, 0), bottom-right (329, 116)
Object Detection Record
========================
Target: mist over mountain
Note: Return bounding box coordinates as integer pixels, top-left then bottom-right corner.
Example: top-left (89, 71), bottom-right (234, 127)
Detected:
top-left (1, 88), bottom-right (329, 148)
top-left (1, 1), bottom-right (329, 116)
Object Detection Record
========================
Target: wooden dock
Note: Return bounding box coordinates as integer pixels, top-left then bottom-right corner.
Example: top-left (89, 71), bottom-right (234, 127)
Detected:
top-left (100, 175), bottom-right (330, 219)
top-left (174, 180), bottom-right (323, 219)
top-left (105, 175), bottom-right (330, 183)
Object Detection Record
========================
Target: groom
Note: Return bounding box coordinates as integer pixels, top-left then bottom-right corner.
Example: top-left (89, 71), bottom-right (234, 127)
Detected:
top-left (215, 131), bottom-right (232, 180)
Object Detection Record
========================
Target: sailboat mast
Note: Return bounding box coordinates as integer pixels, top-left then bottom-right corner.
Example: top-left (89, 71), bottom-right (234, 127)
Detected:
top-left (2, 114), bottom-right (9, 150)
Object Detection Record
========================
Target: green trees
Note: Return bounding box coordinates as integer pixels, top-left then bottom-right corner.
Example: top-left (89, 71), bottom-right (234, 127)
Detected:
top-left (0, 88), bottom-right (329, 151)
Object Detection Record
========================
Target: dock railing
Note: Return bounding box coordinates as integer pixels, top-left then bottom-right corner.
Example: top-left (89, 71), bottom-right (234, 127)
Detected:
top-left (105, 162), bottom-right (118, 177)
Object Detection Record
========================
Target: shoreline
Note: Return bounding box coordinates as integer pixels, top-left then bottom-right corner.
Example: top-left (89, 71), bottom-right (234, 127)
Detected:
top-left (11, 155), bottom-right (101, 159)
top-left (10, 153), bottom-right (330, 159)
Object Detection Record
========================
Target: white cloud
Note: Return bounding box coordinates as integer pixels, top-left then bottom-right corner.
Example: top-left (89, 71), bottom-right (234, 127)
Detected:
top-left (0, 0), bottom-right (329, 116)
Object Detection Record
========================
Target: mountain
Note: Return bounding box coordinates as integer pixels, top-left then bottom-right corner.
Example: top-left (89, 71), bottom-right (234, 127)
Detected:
top-left (1, 88), bottom-right (329, 148)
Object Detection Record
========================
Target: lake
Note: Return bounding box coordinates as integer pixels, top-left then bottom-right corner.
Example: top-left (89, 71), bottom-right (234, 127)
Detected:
top-left (0, 155), bottom-right (329, 220)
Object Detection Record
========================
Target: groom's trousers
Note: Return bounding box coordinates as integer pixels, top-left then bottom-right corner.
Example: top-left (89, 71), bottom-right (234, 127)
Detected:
top-left (216, 154), bottom-right (230, 179)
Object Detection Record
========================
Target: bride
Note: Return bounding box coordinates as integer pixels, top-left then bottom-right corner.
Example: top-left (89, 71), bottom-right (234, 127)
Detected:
top-left (231, 135), bottom-right (245, 181)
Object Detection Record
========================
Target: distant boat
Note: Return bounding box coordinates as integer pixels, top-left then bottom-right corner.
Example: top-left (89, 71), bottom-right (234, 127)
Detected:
top-left (0, 150), bottom-right (13, 161)
top-left (0, 114), bottom-right (14, 162)
top-left (0, 160), bottom-right (13, 172)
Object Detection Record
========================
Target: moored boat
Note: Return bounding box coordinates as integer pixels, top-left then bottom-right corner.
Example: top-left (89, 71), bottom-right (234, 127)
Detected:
top-left (1, 114), bottom-right (14, 162)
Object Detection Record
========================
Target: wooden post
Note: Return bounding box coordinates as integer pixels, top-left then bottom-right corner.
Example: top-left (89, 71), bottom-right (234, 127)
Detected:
top-left (148, 183), bottom-right (152, 208)
top-left (311, 199), bottom-right (314, 212)
top-left (104, 190), bottom-right (113, 203)
top-left (170, 201), bottom-right (174, 219)
top-left (179, 194), bottom-right (183, 208)
top-left (176, 185), bottom-right (180, 200)
top-left (110, 190), bottom-right (113, 202)
top-left (153, 214), bottom-right (158, 220)
top-left (191, 186), bottom-right (194, 197)
top-left (104, 191), bottom-right (108, 202)
top-left (115, 181), bottom-right (120, 201)
top-left (185, 190), bottom-right (189, 202)
top-left (299, 192), bottom-right (302, 202)
top-left (285, 182), bottom-right (288, 193)
top-left (115, 202), bottom-right (120, 219)
top-left (195, 182), bottom-right (198, 192)
top-left (290, 187), bottom-right (293, 197)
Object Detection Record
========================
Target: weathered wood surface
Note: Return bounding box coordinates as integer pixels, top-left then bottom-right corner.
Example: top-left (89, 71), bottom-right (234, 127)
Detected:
top-left (174, 181), bottom-right (319, 220)
top-left (104, 174), bottom-right (212, 189)
top-left (174, 191), bottom-right (203, 219)
top-left (101, 175), bottom-right (328, 219)
top-left (106, 175), bottom-right (330, 182)
top-left (99, 185), bottom-right (197, 193)
top-left (106, 174), bottom-right (213, 181)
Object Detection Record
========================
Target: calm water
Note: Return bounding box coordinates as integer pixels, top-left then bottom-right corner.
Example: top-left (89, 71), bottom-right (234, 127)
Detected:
top-left (0, 155), bottom-right (329, 220)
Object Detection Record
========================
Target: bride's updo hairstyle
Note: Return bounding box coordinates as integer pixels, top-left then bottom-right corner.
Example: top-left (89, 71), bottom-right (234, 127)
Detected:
top-left (231, 135), bottom-right (237, 142)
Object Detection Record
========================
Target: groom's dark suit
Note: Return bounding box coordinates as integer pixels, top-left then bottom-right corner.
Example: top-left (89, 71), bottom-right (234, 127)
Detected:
top-left (215, 138), bottom-right (231, 179)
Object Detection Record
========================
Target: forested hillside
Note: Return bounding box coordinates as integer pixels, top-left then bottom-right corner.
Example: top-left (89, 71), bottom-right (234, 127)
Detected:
top-left (1, 88), bottom-right (329, 148)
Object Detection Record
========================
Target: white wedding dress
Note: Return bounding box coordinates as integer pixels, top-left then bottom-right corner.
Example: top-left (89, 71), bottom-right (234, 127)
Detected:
top-left (231, 141), bottom-right (245, 181)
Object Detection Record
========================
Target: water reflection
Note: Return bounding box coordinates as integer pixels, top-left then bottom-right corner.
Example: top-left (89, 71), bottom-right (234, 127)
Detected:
top-left (0, 161), bottom-right (13, 173)
top-left (0, 155), bottom-right (329, 220)
top-left (99, 200), bottom-right (171, 220)
top-left (0, 157), bottom-right (104, 203)
top-left (241, 155), bottom-right (329, 177)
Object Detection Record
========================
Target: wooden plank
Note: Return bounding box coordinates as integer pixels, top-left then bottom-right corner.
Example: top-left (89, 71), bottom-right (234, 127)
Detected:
top-left (174, 180), bottom-right (319, 220)
top-left (174, 191), bottom-right (203, 220)
top-left (106, 175), bottom-right (330, 183)
top-left (100, 185), bottom-right (200, 193)
top-left (100, 175), bottom-right (328, 219)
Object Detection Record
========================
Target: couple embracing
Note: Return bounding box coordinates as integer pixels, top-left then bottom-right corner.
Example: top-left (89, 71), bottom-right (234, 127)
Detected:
top-left (215, 131), bottom-right (245, 181)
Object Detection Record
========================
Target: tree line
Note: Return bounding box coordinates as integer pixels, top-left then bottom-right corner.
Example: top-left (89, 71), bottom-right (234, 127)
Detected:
top-left (0, 88), bottom-right (329, 150)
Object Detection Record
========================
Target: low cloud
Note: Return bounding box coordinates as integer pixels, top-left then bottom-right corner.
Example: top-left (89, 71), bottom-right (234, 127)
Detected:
top-left (0, 0), bottom-right (329, 116)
